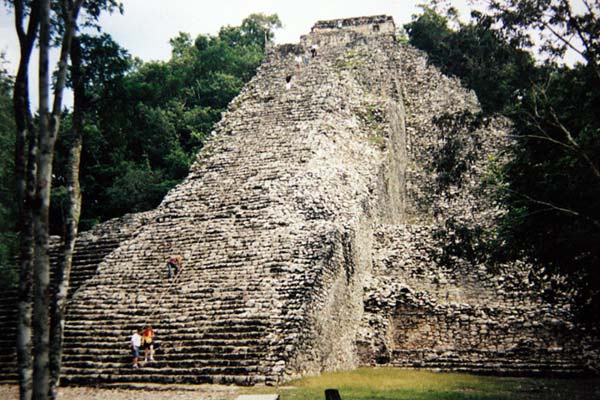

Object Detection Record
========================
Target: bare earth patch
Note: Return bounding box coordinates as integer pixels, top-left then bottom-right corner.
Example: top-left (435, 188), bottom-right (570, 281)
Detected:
top-left (0, 384), bottom-right (242, 400)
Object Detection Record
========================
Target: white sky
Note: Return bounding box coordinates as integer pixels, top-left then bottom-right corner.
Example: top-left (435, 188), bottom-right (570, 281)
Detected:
top-left (0, 0), bottom-right (591, 110)
top-left (0, 1), bottom-right (480, 109)
top-left (0, 1), bottom-right (477, 71)
top-left (92, 0), bottom-right (475, 62)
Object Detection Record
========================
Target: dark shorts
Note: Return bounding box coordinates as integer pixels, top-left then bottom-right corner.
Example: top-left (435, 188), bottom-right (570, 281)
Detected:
top-left (142, 340), bottom-right (153, 349)
top-left (132, 346), bottom-right (140, 357)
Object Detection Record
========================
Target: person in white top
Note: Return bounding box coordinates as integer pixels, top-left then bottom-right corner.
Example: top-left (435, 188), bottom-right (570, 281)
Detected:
top-left (294, 55), bottom-right (302, 71)
top-left (131, 329), bottom-right (142, 368)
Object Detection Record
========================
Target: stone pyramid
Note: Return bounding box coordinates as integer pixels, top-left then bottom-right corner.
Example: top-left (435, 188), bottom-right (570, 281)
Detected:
top-left (0, 15), bottom-right (597, 387)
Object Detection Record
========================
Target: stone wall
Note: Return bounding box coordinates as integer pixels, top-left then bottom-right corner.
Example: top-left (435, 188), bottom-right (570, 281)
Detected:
top-left (311, 15), bottom-right (395, 36)
top-left (355, 38), bottom-right (599, 373)
top-left (358, 225), bottom-right (597, 373)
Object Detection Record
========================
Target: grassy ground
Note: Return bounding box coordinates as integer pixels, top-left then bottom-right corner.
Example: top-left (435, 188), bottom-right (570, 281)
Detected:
top-left (243, 368), bottom-right (600, 400)
top-left (1, 369), bottom-right (598, 399)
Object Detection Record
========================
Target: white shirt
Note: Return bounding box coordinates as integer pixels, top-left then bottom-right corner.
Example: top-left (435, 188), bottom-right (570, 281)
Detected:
top-left (131, 332), bottom-right (141, 348)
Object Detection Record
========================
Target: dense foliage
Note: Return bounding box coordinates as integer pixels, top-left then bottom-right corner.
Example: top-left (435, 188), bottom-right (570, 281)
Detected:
top-left (51, 13), bottom-right (281, 231)
top-left (406, 1), bottom-right (600, 319)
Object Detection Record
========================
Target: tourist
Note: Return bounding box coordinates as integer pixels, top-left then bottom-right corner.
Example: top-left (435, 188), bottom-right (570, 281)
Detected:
top-left (142, 324), bottom-right (155, 362)
top-left (167, 255), bottom-right (182, 279)
top-left (131, 329), bottom-right (142, 368)
top-left (285, 73), bottom-right (293, 90)
top-left (311, 43), bottom-right (319, 58)
top-left (294, 54), bottom-right (302, 73)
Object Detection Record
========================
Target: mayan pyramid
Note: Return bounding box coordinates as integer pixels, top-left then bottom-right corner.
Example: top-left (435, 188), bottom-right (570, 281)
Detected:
top-left (0, 15), bottom-right (597, 386)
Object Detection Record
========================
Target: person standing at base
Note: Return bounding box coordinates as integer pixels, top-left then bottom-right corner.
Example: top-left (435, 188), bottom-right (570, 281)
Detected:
top-left (131, 329), bottom-right (142, 368)
top-left (142, 324), bottom-right (155, 362)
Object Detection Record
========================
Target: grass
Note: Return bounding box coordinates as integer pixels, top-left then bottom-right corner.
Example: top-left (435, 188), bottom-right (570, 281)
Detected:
top-left (242, 368), bottom-right (600, 400)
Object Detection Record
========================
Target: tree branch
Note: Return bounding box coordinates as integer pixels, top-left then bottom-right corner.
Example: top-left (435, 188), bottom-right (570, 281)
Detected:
top-left (561, 0), bottom-right (600, 81)
top-left (581, 0), bottom-right (596, 15)
top-left (13, 0), bottom-right (26, 44)
top-left (508, 133), bottom-right (576, 152)
top-left (546, 105), bottom-right (600, 179)
top-left (50, 0), bottom-right (83, 120)
top-left (502, 187), bottom-right (600, 229)
top-left (541, 19), bottom-right (586, 58)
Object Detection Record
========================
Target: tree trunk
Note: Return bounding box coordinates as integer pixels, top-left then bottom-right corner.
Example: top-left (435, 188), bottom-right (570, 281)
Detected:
top-left (31, 0), bottom-right (82, 397)
top-left (31, 0), bottom-right (52, 397)
top-left (13, 1), bottom-right (41, 399)
top-left (49, 35), bottom-right (84, 400)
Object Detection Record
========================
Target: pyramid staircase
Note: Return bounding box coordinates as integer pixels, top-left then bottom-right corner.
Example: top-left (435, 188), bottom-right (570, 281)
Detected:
top-left (52, 31), bottom-right (401, 386)
top-left (0, 213), bottom-right (151, 383)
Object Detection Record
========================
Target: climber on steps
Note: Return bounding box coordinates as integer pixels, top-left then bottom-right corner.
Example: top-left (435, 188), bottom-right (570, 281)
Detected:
top-left (310, 43), bottom-right (319, 58)
top-left (142, 324), bottom-right (155, 362)
top-left (167, 255), bottom-right (182, 279)
top-left (131, 329), bottom-right (142, 368)
top-left (294, 54), bottom-right (302, 73)
top-left (285, 73), bottom-right (293, 90)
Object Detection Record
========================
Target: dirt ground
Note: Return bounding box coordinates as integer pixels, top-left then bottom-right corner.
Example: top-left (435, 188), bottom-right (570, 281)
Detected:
top-left (0, 384), bottom-right (245, 400)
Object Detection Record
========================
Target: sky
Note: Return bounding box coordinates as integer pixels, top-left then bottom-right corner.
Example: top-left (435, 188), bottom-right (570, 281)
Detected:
top-left (0, 0), bottom-right (478, 70)
top-left (0, 0), bottom-right (480, 109)
top-left (91, 0), bottom-right (475, 62)
top-left (0, 0), bottom-right (590, 109)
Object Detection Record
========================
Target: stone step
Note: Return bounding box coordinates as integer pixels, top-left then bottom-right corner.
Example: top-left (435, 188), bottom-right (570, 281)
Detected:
top-left (61, 372), bottom-right (263, 386)
top-left (64, 351), bottom-right (263, 363)
top-left (64, 310), bottom-right (275, 322)
top-left (65, 318), bottom-right (272, 328)
top-left (64, 347), bottom-right (268, 360)
top-left (0, 352), bottom-right (16, 361)
top-left (63, 338), bottom-right (271, 349)
top-left (64, 330), bottom-right (267, 341)
top-left (63, 357), bottom-right (261, 369)
top-left (66, 305), bottom-right (276, 314)
top-left (63, 364), bottom-right (261, 374)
